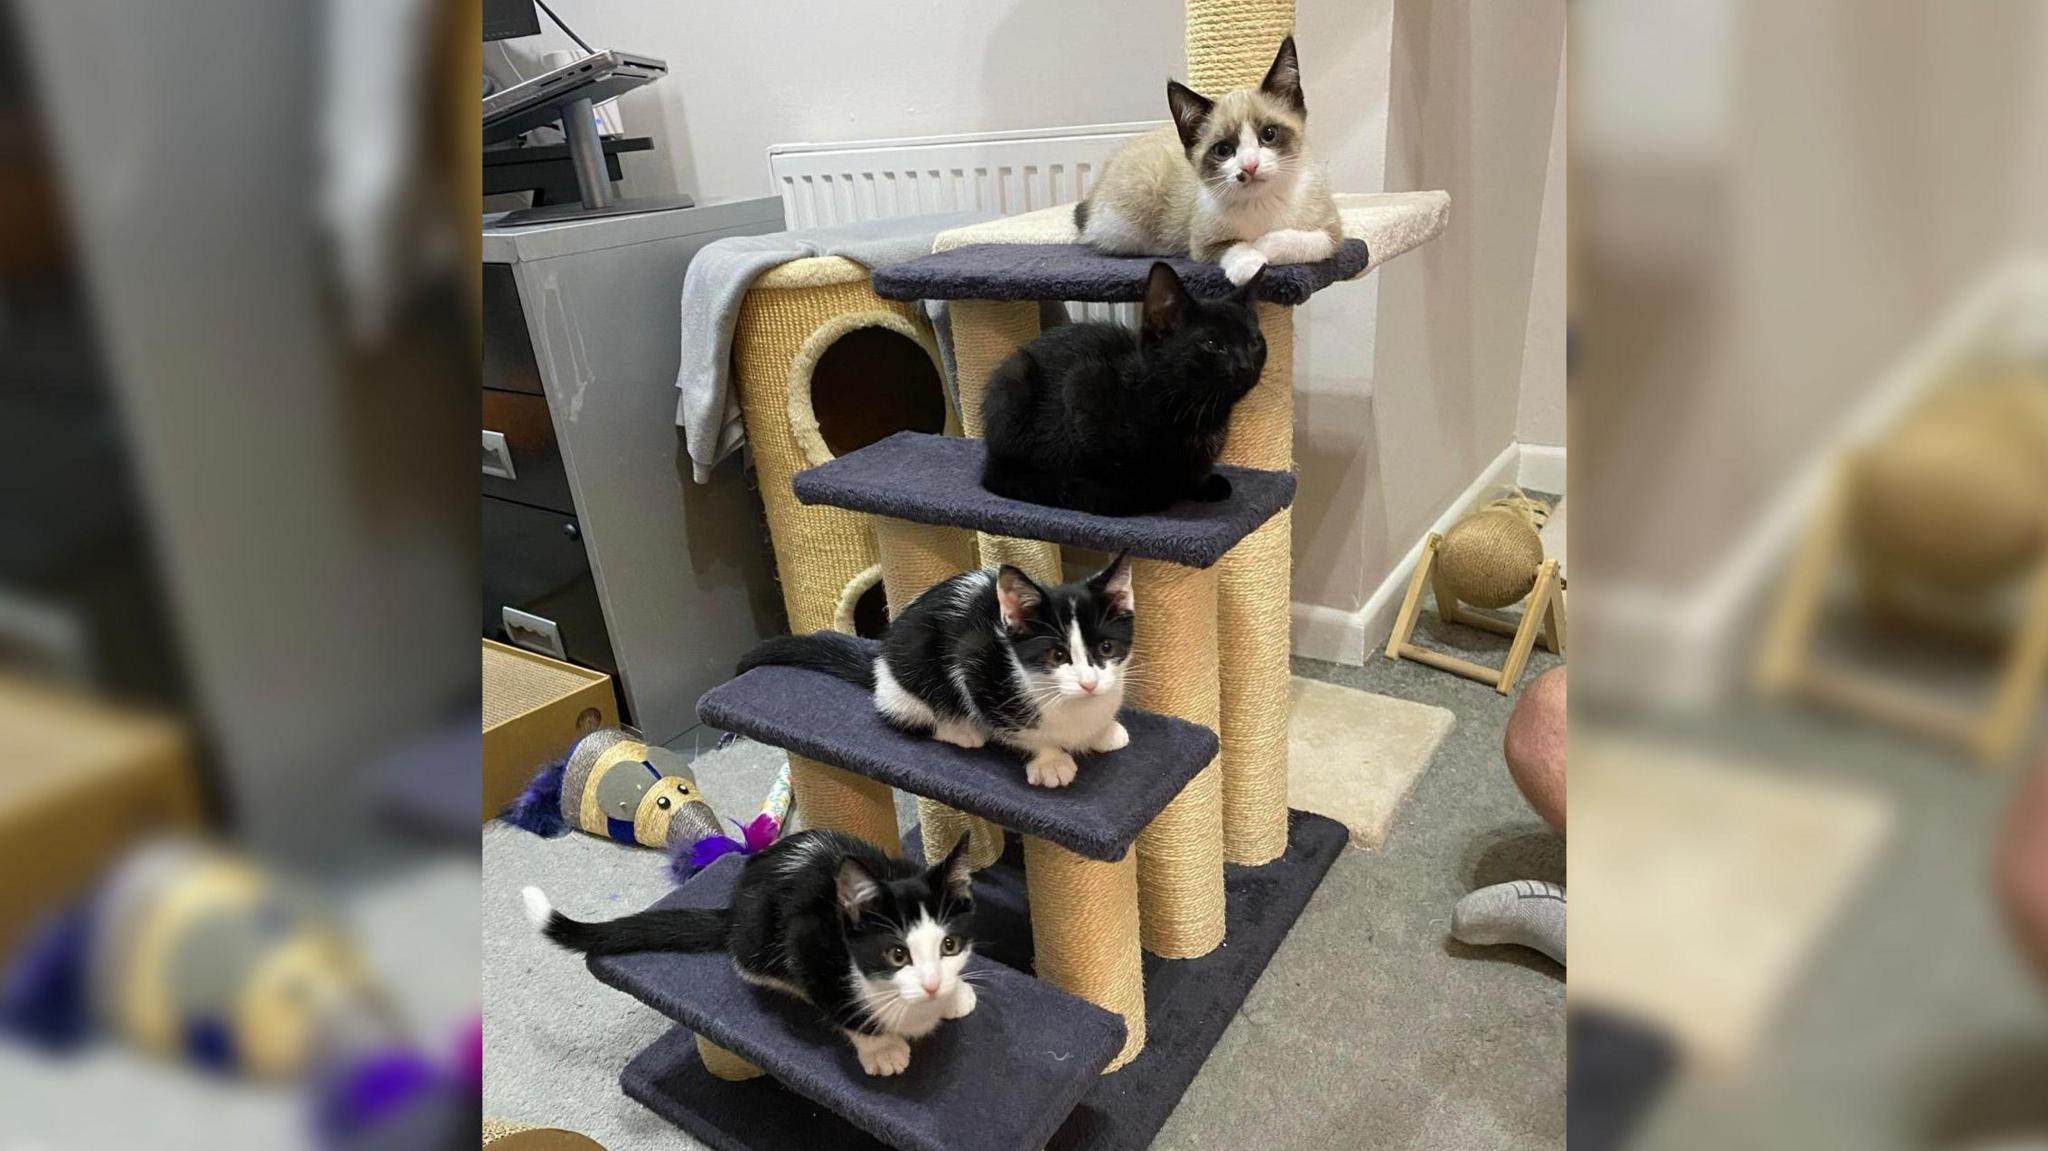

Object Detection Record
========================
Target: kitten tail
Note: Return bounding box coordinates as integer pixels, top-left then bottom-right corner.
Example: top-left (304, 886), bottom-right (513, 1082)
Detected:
top-left (524, 887), bottom-right (733, 956)
top-left (737, 632), bottom-right (876, 688)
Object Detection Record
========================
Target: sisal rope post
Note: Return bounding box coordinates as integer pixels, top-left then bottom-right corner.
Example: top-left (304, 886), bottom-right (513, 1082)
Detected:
top-left (1186, 0), bottom-right (1294, 94)
top-left (787, 753), bottom-right (900, 856)
top-left (950, 300), bottom-right (1064, 584)
top-left (1127, 557), bottom-right (1227, 957)
top-left (873, 516), bottom-right (1006, 870)
top-left (1213, 303), bottom-right (1295, 864)
top-left (1023, 836), bottom-right (1146, 1071)
top-left (695, 1034), bottom-right (764, 1082)
top-left (732, 260), bottom-right (918, 635)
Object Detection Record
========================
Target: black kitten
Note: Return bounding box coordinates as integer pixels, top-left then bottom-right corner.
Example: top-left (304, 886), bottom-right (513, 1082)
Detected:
top-left (525, 830), bottom-right (976, 1077)
top-left (737, 554), bottom-right (1135, 789)
top-left (980, 261), bottom-right (1267, 515)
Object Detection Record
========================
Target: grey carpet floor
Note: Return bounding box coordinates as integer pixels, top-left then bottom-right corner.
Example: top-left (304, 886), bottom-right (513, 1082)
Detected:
top-left (482, 613), bottom-right (1566, 1150)
top-left (1615, 702), bottom-right (2048, 1151)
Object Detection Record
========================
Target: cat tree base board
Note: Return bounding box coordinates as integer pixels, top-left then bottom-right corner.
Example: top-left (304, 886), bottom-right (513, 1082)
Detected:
top-left (616, 810), bottom-right (1346, 1151)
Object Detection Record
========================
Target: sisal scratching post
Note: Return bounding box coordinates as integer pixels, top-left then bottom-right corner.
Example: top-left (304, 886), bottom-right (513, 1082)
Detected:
top-left (873, 516), bottom-right (1006, 870)
top-left (695, 1034), bottom-right (764, 1082)
top-left (1023, 836), bottom-right (1146, 1071)
top-left (1186, 0), bottom-right (1295, 94)
top-left (1212, 303), bottom-right (1295, 863)
top-left (735, 257), bottom-right (942, 634)
top-left (1127, 557), bottom-right (1227, 958)
top-left (949, 299), bottom-right (1063, 584)
top-left (787, 753), bottom-right (900, 856)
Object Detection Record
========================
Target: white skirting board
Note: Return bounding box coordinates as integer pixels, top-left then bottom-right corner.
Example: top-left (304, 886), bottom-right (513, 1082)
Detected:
top-left (1292, 440), bottom-right (1535, 665)
top-left (1570, 258), bottom-right (2045, 711)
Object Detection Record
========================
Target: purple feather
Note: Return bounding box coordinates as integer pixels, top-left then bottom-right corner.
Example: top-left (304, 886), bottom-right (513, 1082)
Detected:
top-left (0, 902), bottom-right (94, 1048)
top-left (499, 759), bottom-right (568, 837)
top-left (310, 1047), bottom-right (441, 1138)
top-left (669, 815), bottom-right (782, 884)
top-left (742, 813), bottom-right (781, 853)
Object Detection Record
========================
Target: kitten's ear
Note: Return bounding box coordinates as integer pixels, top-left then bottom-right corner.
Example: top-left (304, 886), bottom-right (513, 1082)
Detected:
top-left (1141, 263), bottom-right (1189, 338)
top-left (1261, 36), bottom-right (1306, 114)
top-left (1231, 265), bottom-right (1267, 304)
top-left (931, 836), bottom-right (975, 902)
top-left (1090, 551), bottom-right (1135, 614)
top-left (995, 565), bottom-right (1046, 632)
top-left (834, 858), bottom-right (882, 920)
top-left (1166, 80), bottom-right (1214, 150)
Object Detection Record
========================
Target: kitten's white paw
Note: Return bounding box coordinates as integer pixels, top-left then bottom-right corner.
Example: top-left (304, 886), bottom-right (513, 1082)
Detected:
top-left (1025, 749), bottom-right (1079, 788)
top-left (521, 886), bottom-right (552, 930)
top-left (1221, 243), bottom-right (1268, 285)
top-left (943, 982), bottom-right (977, 1020)
top-left (851, 1032), bottom-right (912, 1076)
top-left (1090, 721), bottom-right (1131, 753)
top-left (932, 720), bottom-right (989, 750)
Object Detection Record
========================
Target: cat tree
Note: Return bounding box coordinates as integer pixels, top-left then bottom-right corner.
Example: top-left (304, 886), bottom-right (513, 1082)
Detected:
top-left (593, 4), bottom-right (1450, 1147)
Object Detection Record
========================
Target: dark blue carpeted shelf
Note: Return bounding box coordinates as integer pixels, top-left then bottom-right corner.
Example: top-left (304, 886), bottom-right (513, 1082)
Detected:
top-left (619, 811), bottom-right (1350, 1151)
top-left (870, 240), bottom-right (1369, 306)
top-left (698, 643), bottom-right (1217, 861)
top-left (590, 856), bottom-right (1127, 1151)
top-left (793, 432), bottom-right (1294, 570)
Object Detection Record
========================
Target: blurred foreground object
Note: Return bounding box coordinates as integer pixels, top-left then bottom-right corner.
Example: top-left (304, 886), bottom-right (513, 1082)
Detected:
top-left (2004, 756), bottom-right (2048, 981)
top-left (1, 839), bottom-right (392, 1077)
top-left (1758, 360), bottom-right (2048, 766)
top-left (1387, 491), bottom-right (1566, 694)
top-left (0, 678), bottom-right (204, 962)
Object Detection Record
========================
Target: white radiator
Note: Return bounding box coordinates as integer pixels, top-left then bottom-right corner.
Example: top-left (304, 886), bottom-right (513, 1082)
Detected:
top-left (767, 122), bottom-right (1166, 327)
top-left (767, 121), bottom-right (1164, 228)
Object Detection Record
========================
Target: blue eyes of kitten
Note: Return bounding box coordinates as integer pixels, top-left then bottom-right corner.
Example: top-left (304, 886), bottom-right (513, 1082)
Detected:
top-left (1212, 126), bottom-right (1281, 157)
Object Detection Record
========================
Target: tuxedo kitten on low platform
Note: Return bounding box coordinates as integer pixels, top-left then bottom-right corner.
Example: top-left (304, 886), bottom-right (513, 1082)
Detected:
top-left (981, 261), bottom-right (1265, 517)
top-left (1076, 36), bottom-right (1342, 285)
top-left (526, 830), bottom-right (976, 1077)
top-left (739, 554), bottom-right (1134, 789)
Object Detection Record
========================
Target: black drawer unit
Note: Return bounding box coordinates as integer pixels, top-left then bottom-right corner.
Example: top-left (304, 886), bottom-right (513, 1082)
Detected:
top-left (482, 263), bottom-right (545, 396)
top-left (482, 495), bottom-right (626, 720)
top-left (482, 387), bottom-right (576, 515)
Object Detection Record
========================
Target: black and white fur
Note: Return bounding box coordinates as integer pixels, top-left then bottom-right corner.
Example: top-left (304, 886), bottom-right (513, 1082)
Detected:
top-left (524, 830), bottom-right (977, 1077)
top-left (738, 554), bottom-right (1136, 789)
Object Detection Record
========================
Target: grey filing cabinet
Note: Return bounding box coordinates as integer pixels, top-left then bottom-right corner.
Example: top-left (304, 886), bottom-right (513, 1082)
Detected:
top-left (483, 199), bottom-right (788, 744)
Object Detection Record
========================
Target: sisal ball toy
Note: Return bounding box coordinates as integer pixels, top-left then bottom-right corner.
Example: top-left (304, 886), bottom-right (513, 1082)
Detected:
top-left (1849, 368), bottom-right (2048, 590)
top-left (1437, 493), bottom-right (1550, 609)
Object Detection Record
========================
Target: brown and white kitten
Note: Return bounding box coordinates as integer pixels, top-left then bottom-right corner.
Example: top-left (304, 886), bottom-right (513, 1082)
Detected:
top-left (1075, 36), bottom-right (1342, 285)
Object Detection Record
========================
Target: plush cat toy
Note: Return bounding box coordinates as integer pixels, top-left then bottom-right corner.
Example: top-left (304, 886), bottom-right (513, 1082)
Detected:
top-left (1, 839), bottom-right (386, 1075)
top-left (501, 729), bottom-right (724, 850)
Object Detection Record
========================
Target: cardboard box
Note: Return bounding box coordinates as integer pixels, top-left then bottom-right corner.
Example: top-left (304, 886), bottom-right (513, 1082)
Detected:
top-left (482, 640), bottom-right (618, 821)
top-left (0, 678), bottom-right (205, 962)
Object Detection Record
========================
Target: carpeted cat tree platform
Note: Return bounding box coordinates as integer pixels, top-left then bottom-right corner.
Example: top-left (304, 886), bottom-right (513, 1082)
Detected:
top-left (592, 3), bottom-right (1450, 1147)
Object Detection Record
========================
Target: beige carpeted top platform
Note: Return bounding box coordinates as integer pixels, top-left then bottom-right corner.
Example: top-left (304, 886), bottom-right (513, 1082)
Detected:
top-left (931, 190), bottom-right (1451, 277)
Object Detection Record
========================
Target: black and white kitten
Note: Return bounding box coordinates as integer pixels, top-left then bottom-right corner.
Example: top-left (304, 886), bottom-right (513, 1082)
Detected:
top-left (524, 830), bottom-right (976, 1077)
top-left (980, 261), bottom-right (1266, 516)
top-left (738, 554), bottom-right (1135, 789)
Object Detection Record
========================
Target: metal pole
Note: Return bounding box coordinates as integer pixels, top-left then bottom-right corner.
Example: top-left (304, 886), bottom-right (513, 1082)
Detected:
top-left (561, 97), bottom-right (615, 210)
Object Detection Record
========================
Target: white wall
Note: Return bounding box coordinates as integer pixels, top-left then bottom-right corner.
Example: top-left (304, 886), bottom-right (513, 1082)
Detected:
top-left (492, 0), bottom-right (1185, 203)
top-left (495, 0), bottom-right (1565, 658)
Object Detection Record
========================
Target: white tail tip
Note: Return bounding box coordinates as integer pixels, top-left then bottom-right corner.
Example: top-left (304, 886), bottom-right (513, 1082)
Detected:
top-left (521, 886), bottom-right (553, 930)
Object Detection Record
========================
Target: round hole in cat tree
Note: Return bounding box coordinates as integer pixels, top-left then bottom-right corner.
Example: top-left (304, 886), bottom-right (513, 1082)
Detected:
top-left (809, 326), bottom-right (946, 458)
top-left (849, 580), bottom-right (890, 639)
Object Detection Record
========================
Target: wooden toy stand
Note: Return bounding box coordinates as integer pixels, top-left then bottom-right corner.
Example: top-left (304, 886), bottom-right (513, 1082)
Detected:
top-left (1386, 533), bottom-right (1565, 694)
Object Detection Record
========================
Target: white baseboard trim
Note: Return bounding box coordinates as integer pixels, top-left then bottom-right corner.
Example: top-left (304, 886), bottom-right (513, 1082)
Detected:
top-left (1574, 258), bottom-right (2045, 711)
top-left (1292, 439), bottom-right (1536, 665)
top-left (1517, 443), bottom-right (1566, 493)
